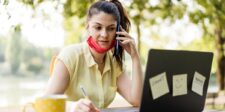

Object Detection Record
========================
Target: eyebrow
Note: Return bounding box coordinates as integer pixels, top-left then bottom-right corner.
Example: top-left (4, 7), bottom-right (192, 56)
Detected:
top-left (94, 22), bottom-right (116, 27)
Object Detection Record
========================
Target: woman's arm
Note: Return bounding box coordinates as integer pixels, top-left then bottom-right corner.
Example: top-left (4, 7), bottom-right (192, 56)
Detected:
top-left (45, 59), bottom-right (99, 112)
top-left (116, 26), bottom-right (143, 106)
top-left (45, 59), bottom-right (70, 94)
top-left (117, 54), bottom-right (143, 106)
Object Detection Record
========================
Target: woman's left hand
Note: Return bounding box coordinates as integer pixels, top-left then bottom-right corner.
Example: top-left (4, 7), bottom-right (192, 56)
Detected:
top-left (116, 26), bottom-right (139, 58)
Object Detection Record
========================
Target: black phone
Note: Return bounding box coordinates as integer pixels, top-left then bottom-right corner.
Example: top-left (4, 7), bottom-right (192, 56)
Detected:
top-left (115, 23), bottom-right (120, 55)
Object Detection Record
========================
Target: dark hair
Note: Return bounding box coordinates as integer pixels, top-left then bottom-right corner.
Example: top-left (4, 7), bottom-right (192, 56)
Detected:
top-left (87, 0), bottom-right (131, 70)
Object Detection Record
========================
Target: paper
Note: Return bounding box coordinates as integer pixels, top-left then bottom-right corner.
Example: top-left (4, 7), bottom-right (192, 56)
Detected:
top-left (192, 72), bottom-right (206, 96)
top-left (173, 74), bottom-right (187, 96)
top-left (149, 72), bottom-right (169, 100)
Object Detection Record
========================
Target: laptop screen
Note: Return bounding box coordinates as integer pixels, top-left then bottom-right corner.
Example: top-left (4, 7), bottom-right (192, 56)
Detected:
top-left (140, 49), bottom-right (213, 112)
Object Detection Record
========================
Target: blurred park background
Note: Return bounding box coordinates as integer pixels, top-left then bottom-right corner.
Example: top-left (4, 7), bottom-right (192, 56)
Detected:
top-left (0, 0), bottom-right (225, 111)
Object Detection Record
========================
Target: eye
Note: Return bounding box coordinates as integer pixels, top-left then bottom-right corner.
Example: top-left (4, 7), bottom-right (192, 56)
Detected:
top-left (108, 27), bottom-right (116, 31)
top-left (95, 26), bottom-right (101, 30)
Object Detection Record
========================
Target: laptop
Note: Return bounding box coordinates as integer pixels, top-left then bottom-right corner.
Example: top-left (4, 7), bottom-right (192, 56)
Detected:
top-left (101, 49), bottom-right (213, 112)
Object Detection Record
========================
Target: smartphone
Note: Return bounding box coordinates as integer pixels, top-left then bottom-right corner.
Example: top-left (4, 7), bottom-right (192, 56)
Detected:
top-left (115, 23), bottom-right (120, 55)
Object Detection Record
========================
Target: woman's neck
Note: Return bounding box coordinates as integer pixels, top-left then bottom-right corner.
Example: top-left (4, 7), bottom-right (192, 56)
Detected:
top-left (89, 47), bottom-right (106, 64)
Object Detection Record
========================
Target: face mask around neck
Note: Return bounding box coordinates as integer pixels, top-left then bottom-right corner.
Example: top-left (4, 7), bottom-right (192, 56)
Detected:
top-left (87, 36), bottom-right (116, 54)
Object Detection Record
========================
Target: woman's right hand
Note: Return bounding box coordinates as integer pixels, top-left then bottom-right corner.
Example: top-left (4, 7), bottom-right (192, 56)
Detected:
top-left (71, 98), bottom-right (100, 112)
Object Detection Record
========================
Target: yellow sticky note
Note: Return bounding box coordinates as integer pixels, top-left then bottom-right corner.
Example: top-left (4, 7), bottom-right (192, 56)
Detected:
top-left (149, 72), bottom-right (169, 100)
top-left (173, 74), bottom-right (187, 96)
top-left (192, 72), bottom-right (206, 96)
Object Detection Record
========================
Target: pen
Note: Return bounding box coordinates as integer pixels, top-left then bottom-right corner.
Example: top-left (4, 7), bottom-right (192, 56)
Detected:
top-left (80, 85), bottom-right (100, 112)
top-left (80, 85), bottom-right (89, 99)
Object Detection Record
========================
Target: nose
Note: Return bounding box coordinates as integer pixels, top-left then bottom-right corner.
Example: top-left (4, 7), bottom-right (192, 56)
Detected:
top-left (100, 29), bottom-right (108, 38)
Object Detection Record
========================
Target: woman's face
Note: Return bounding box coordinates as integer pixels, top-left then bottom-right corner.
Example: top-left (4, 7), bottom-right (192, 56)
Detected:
top-left (88, 11), bottom-right (117, 49)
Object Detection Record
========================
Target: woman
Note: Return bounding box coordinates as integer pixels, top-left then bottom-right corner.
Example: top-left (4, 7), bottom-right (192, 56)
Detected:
top-left (45, 0), bottom-right (143, 112)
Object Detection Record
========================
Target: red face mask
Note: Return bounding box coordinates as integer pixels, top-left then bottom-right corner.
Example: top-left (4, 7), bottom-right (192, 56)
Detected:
top-left (87, 36), bottom-right (116, 54)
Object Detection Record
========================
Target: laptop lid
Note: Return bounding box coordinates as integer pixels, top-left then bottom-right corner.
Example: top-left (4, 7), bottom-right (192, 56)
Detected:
top-left (140, 49), bottom-right (213, 112)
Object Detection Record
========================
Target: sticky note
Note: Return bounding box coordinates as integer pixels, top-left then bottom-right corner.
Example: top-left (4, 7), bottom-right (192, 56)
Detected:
top-left (192, 72), bottom-right (206, 96)
top-left (149, 72), bottom-right (169, 100)
top-left (173, 74), bottom-right (187, 96)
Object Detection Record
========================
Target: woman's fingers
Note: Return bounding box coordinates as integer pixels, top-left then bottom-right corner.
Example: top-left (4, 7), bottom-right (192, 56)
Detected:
top-left (116, 31), bottom-right (130, 37)
top-left (116, 26), bottom-right (130, 37)
top-left (117, 37), bottom-right (135, 49)
top-left (83, 99), bottom-right (100, 112)
top-left (79, 102), bottom-right (91, 112)
top-left (81, 99), bottom-right (96, 112)
top-left (115, 26), bottom-right (138, 56)
top-left (76, 98), bottom-right (99, 112)
top-left (77, 99), bottom-right (90, 112)
top-left (120, 25), bottom-right (125, 31)
top-left (121, 40), bottom-right (132, 45)
top-left (116, 37), bottom-right (133, 42)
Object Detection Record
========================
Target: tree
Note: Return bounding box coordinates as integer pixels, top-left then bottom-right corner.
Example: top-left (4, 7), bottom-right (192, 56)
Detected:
top-left (145, 0), bottom-right (225, 90)
top-left (0, 37), bottom-right (7, 62)
top-left (5, 25), bottom-right (22, 73)
top-left (188, 0), bottom-right (225, 90)
top-left (129, 0), bottom-right (148, 53)
top-left (18, 0), bottom-right (225, 90)
top-left (18, 0), bottom-right (147, 49)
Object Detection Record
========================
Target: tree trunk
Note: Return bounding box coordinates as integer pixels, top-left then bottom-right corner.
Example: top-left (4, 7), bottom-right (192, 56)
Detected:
top-left (215, 28), bottom-right (225, 91)
top-left (136, 24), bottom-right (141, 53)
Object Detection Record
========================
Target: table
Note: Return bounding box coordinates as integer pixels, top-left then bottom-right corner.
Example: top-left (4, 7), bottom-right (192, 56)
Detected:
top-left (100, 107), bottom-right (225, 112)
top-left (1, 107), bottom-right (224, 112)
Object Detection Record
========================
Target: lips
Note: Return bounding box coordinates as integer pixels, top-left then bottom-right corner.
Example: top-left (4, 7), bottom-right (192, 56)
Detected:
top-left (98, 40), bottom-right (109, 45)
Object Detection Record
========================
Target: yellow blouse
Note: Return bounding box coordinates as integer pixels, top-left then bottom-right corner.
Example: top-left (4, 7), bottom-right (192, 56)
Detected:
top-left (57, 42), bottom-right (122, 108)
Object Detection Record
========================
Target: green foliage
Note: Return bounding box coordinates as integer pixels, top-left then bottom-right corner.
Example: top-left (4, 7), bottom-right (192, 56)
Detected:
top-left (17, 0), bottom-right (224, 80)
top-left (189, 0), bottom-right (225, 31)
top-left (1, 0), bottom-right (9, 5)
top-left (63, 16), bottom-right (86, 45)
top-left (129, 0), bottom-right (148, 24)
top-left (62, 0), bottom-right (96, 44)
top-left (185, 0), bottom-right (225, 90)
top-left (18, 0), bottom-right (44, 8)
top-left (147, 0), bottom-right (187, 23)
top-left (128, 0), bottom-right (187, 52)
top-left (63, 0), bottom-right (95, 18)
top-left (5, 25), bottom-right (22, 73)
